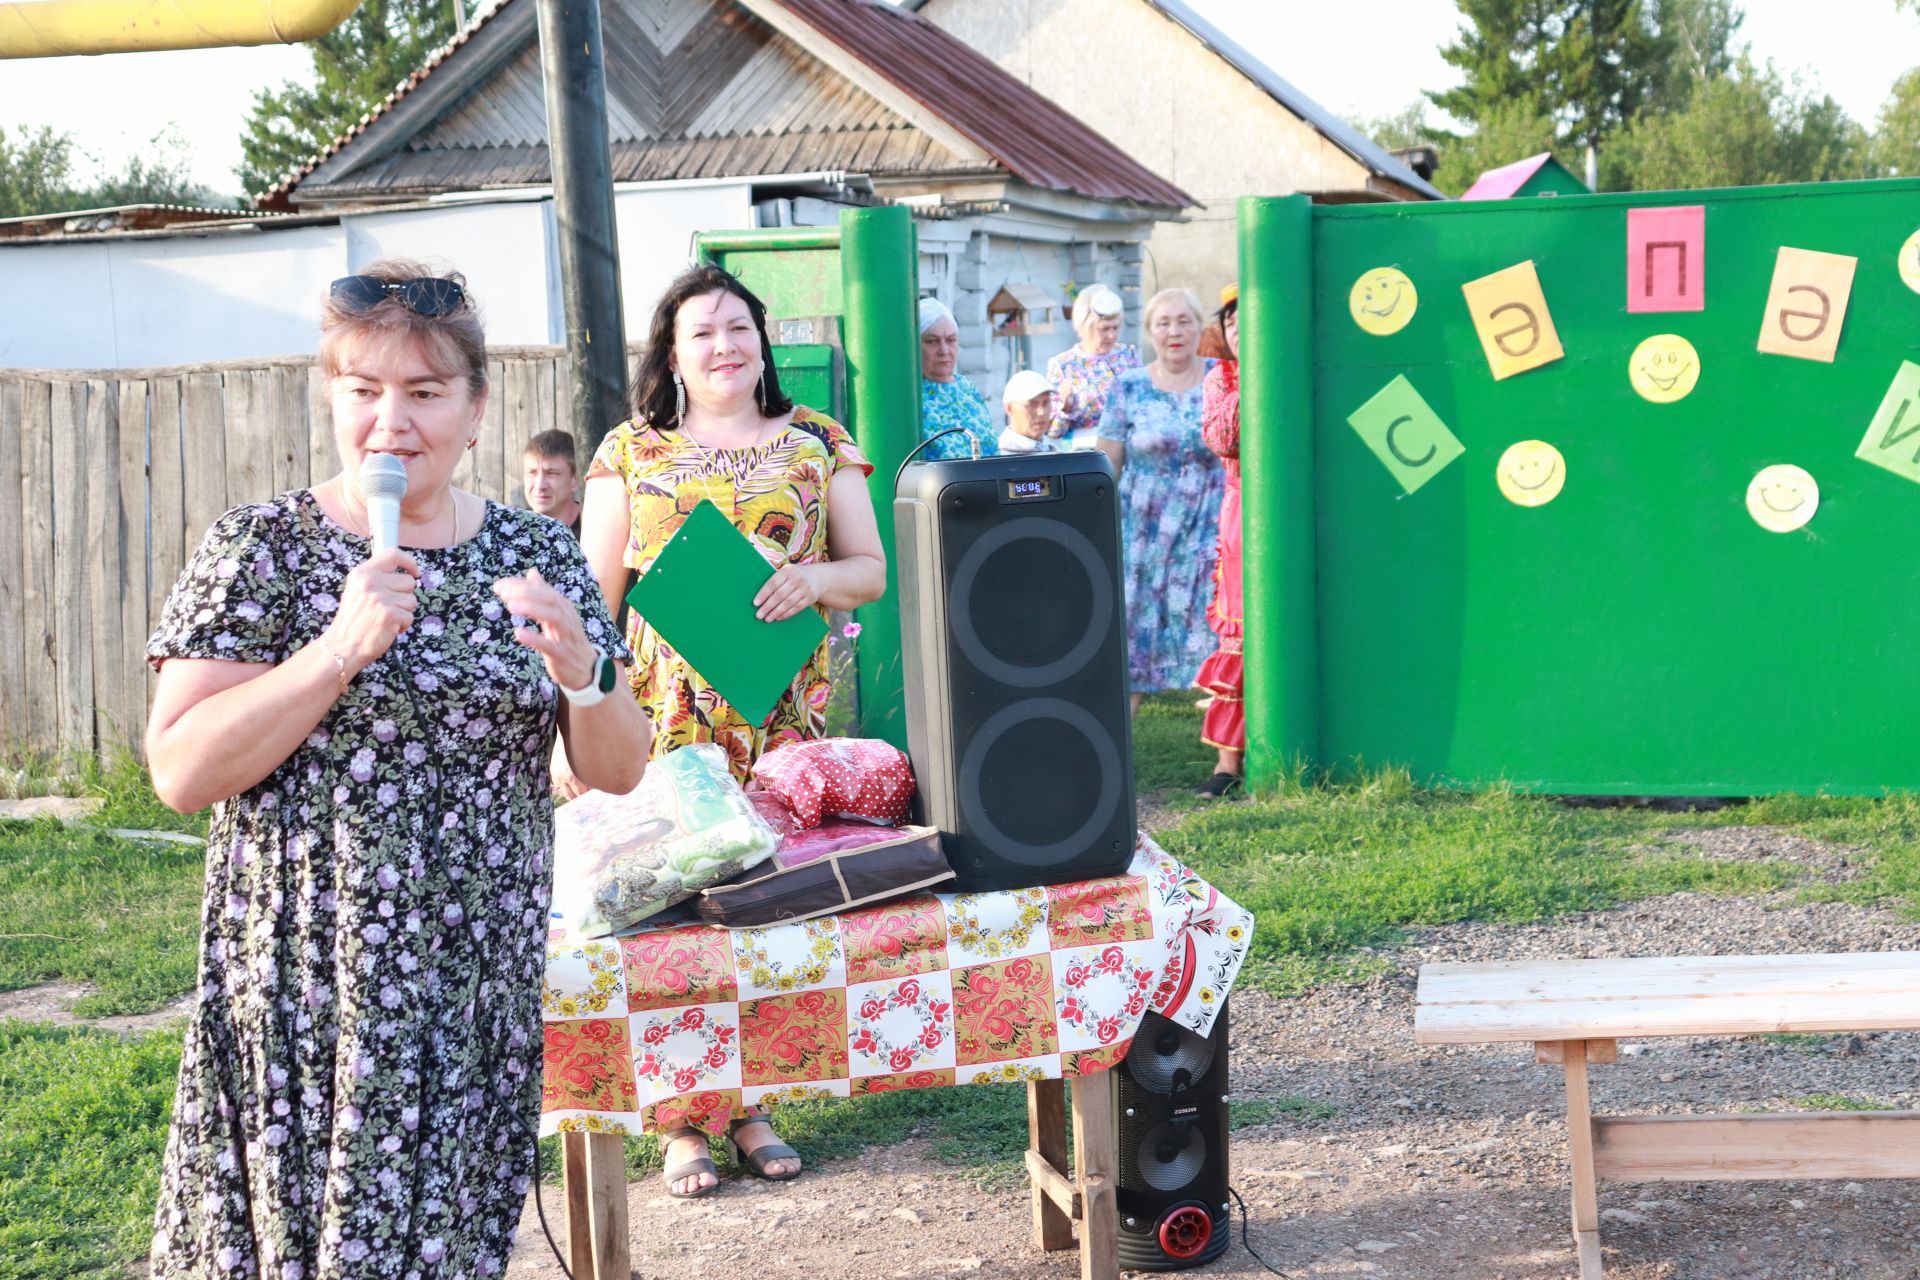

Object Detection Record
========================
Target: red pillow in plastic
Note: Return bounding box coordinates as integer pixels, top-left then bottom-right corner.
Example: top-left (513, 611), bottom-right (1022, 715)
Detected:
top-left (748, 791), bottom-right (914, 869)
top-left (752, 737), bottom-right (914, 829)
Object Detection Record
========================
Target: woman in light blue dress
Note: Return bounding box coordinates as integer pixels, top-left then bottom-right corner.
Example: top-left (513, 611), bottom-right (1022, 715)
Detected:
top-left (918, 297), bottom-right (998, 461)
top-left (1096, 287), bottom-right (1224, 713)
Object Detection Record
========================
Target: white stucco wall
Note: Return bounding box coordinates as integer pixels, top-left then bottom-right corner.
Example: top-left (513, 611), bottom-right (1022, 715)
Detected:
top-left (915, 0), bottom-right (1379, 303)
top-left (0, 183), bottom-right (756, 371)
top-left (615, 182), bottom-right (755, 330)
top-left (0, 225), bottom-right (345, 369)
top-left (344, 199), bottom-right (560, 345)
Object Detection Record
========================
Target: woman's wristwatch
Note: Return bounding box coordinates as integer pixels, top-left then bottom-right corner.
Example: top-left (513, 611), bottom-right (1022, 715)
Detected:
top-left (559, 649), bottom-right (617, 707)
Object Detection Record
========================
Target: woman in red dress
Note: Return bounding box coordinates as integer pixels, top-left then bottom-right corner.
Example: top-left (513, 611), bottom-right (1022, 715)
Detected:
top-left (1194, 284), bottom-right (1243, 796)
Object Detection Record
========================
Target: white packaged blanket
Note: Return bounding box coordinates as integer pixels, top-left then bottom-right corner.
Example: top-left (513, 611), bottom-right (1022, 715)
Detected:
top-left (551, 743), bottom-right (777, 938)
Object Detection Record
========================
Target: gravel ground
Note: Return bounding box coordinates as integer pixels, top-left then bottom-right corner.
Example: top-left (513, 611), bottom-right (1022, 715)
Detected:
top-left (505, 826), bottom-right (1920, 1280)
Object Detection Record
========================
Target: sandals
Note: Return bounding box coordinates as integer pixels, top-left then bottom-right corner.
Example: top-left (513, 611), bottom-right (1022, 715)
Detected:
top-left (1196, 771), bottom-right (1241, 799)
top-left (726, 1114), bottom-right (803, 1182)
top-left (660, 1125), bottom-right (720, 1199)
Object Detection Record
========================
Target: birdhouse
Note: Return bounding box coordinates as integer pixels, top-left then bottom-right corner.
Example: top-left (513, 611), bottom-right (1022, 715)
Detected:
top-left (988, 283), bottom-right (1059, 336)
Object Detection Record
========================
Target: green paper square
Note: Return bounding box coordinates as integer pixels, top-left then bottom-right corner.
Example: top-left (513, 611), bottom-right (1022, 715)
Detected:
top-left (624, 500), bottom-right (829, 727)
top-left (1855, 360), bottom-right (1920, 485)
top-left (1346, 374), bottom-right (1465, 494)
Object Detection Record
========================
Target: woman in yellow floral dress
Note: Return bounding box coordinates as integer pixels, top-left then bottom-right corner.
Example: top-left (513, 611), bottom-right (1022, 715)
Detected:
top-left (571, 263), bottom-right (887, 1197)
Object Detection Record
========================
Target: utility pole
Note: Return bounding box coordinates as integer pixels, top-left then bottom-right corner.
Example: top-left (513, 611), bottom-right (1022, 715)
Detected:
top-left (535, 0), bottom-right (628, 458)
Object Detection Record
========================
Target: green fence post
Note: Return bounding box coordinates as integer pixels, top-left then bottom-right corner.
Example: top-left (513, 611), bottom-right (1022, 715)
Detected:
top-left (1239, 194), bottom-right (1318, 790)
top-left (839, 205), bottom-right (918, 748)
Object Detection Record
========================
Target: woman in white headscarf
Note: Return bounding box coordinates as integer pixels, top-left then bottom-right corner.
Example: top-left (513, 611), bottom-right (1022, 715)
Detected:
top-left (1047, 285), bottom-right (1141, 449)
top-left (917, 297), bottom-right (998, 460)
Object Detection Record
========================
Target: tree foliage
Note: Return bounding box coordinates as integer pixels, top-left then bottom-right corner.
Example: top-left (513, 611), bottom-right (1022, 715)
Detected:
top-left (236, 0), bottom-right (460, 198)
top-left (1603, 56), bottom-right (1867, 191)
top-left (1430, 96), bottom-right (1561, 196)
top-left (1874, 68), bottom-right (1920, 178)
top-left (1424, 0), bottom-right (1877, 192)
top-left (0, 125), bottom-right (212, 218)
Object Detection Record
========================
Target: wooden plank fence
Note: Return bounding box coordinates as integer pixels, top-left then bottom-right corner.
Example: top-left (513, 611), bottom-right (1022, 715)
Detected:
top-left (0, 345), bottom-right (615, 761)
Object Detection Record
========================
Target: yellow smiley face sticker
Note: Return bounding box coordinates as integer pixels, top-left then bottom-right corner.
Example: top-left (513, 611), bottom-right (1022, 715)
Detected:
top-left (1746, 464), bottom-right (1818, 533)
top-left (1496, 440), bottom-right (1566, 507)
top-left (1899, 229), bottom-right (1920, 295)
top-left (1349, 267), bottom-right (1418, 336)
top-left (1629, 334), bottom-right (1701, 403)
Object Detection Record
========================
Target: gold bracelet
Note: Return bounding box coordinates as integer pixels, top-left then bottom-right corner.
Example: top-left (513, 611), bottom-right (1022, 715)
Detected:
top-left (313, 636), bottom-right (350, 695)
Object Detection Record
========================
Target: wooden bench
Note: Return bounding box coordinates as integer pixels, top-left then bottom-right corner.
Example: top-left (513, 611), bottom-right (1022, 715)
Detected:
top-left (558, 1071), bottom-right (1123, 1280)
top-left (1415, 952), bottom-right (1920, 1279)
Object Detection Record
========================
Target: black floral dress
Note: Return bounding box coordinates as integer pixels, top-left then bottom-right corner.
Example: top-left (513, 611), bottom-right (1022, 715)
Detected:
top-left (147, 491), bottom-right (629, 1280)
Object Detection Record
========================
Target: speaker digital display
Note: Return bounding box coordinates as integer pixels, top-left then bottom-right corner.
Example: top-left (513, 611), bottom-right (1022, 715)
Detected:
top-left (894, 452), bottom-right (1137, 893)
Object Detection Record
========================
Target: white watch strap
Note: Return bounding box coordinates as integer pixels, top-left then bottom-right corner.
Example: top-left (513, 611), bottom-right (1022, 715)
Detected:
top-left (559, 652), bottom-right (608, 708)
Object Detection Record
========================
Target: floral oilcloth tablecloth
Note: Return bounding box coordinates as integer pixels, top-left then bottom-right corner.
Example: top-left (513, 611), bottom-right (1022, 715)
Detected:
top-left (539, 834), bottom-right (1254, 1137)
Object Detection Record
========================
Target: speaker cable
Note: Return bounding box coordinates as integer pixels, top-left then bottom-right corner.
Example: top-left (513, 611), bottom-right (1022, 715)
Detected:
top-left (1226, 1184), bottom-right (1298, 1277)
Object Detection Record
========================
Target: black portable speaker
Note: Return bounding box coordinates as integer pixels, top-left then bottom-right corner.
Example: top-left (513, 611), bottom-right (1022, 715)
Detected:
top-left (1115, 1004), bottom-right (1232, 1270)
top-left (894, 451), bottom-right (1136, 892)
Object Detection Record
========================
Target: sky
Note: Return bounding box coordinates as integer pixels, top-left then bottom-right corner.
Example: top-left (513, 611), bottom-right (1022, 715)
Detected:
top-left (0, 0), bottom-right (1915, 200)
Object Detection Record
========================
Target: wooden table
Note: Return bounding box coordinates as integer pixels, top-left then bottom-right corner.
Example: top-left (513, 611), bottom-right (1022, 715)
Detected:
top-left (558, 1071), bottom-right (1122, 1280)
top-left (542, 836), bottom-right (1254, 1279)
top-left (1415, 951), bottom-right (1920, 1279)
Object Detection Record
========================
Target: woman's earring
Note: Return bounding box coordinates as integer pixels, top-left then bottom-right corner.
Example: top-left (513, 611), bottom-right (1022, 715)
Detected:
top-left (466, 437), bottom-right (478, 451)
top-left (755, 373), bottom-right (768, 415)
top-left (672, 371), bottom-right (686, 425)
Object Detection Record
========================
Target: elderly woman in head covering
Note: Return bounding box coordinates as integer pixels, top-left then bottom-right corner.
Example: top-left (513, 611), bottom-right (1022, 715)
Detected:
top-left (1047, 284), bottom-right (1141, 449)
top-left (1095, 286), bottom-right (1224, 716)
top-left (918, 297), bottom-right (998, 460)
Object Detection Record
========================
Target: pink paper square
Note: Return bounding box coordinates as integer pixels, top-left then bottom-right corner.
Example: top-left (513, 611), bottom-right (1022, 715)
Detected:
top-left (1627, 206), bottom-right (1705, 313)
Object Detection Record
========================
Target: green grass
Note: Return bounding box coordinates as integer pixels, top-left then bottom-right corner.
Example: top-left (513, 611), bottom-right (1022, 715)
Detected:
top-left (0, 817), bottom-right (205, 1019)
top-left (1789, 1092), bottom-right (1897, 1112)
top-left (1762, 1032), bottom-right (1838, 1051)
top-left (0, 1021), bottom-right (181, 1279)
top-left (1132, 695), bottom-right (1918, 996)
top-left (1230, 1095), bottom-right (1337, 1128)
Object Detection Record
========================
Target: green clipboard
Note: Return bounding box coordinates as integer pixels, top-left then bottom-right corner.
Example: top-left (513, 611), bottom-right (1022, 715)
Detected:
top-left (624, 499), bottom-right (828, 726)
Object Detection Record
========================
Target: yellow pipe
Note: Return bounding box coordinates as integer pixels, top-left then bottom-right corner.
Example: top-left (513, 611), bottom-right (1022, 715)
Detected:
top-left (0, 0), bottom-right (361, 57)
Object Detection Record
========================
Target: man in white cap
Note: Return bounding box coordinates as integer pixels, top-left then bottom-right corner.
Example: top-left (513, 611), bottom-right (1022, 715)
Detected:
top-left (997, 370), bottom-right (1061, 453)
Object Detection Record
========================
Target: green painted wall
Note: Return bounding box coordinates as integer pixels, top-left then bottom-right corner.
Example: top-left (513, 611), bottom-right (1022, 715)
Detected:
top-left (1241, 179), bottom-right (1920, 795)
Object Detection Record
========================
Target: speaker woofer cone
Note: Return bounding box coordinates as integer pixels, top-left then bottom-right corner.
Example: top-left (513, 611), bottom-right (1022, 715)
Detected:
top-left (1135, 1119), bottom-right (1208, 1192)
top-left (1123, 1016), bottom-right (1218, 1094)
top-left (957, 698), bottom-right (1124, 866)
top-left (947, 517), bottom-right (1113, 688)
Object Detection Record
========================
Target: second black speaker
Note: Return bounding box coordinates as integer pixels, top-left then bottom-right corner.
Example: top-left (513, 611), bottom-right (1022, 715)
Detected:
top-left (894, 451), bottom-right (1136, 892)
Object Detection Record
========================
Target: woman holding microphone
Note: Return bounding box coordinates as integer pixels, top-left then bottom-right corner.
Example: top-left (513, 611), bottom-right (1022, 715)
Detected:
top-left (145, 260), bottom-right (648, 1277)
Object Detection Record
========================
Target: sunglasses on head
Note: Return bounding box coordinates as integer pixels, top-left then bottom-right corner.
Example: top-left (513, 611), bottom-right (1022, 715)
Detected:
top-left (329, 275), bottom-right (467, 317)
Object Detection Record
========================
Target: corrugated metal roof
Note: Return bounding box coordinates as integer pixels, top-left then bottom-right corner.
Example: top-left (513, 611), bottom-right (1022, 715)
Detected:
top-left (268, 0), bottom-right (1191, 210)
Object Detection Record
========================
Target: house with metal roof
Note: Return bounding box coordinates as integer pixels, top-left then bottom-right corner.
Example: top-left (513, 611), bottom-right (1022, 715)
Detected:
top-left (905, 0), bottom-right (1443, 304)
top-left (2, 0), bottom-right (1190, 391)
top-left (251, 0), bottom-right (1194, 396)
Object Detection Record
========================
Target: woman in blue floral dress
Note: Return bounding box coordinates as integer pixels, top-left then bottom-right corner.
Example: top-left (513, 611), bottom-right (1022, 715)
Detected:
top-left (1047, 284), bottom-right (1140, 449)
top-left (143, 260), bottom-right (650, 1278)
top-left (1096, 287), bottom-right (1224, 713)
top-left (918, 297), bottom-right (998, 461)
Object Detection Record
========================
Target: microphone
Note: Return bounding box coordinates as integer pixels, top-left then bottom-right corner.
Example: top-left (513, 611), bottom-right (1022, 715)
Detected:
top-left (358, 453), bottom-right (408, 553)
